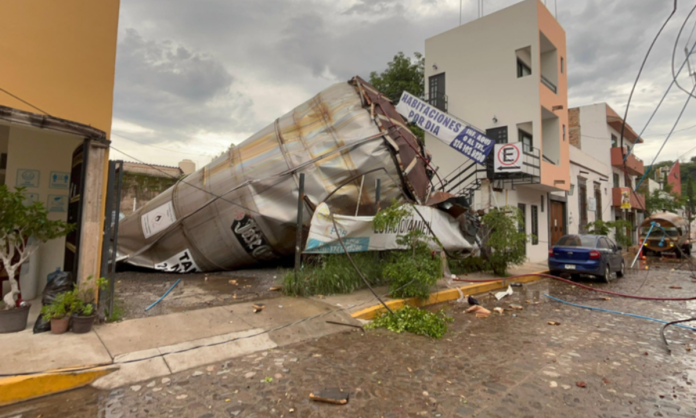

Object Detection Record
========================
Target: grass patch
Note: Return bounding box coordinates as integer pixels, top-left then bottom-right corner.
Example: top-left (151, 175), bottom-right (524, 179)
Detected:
top-left (449, 256), bottom-right (490, 275)
top-left (283, 253), bottom-right (387, 297)
top-left (104, 298), bottom-right (125, 322)
top-left (366, 305), bottom-right (453, 339)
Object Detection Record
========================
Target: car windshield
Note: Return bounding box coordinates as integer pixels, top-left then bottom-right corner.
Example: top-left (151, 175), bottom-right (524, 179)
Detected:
top-left (556, 235), bottom-right (596, 247)
top-left (640, 226), bottom-right (679, 237)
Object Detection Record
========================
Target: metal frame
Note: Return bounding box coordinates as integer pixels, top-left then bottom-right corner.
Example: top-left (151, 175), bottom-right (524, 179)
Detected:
top-left (99, 160), bottom-right (123, 317)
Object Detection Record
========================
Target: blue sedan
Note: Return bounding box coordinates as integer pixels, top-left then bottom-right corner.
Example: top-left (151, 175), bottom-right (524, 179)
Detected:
top-left (548, 234), bottom-right (625, 283)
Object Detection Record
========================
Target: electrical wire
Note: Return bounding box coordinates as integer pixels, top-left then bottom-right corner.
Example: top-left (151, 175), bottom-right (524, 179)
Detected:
top-left (543, 294), bottom-right (696, 331)
top-left (0, 86), bottom-right (50, 116)
top-left (661, 316), bottom-right (696, 354)
top-left (619, 0), bottom-right (677, 153)
top-left (634, 81), bottom-right (696, 192)
top-left (672, 3), bottom-right (696, 99)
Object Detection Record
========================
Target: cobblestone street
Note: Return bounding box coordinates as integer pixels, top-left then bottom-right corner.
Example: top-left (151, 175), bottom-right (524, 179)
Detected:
top-left (3, 264), bottom-right (696, 417)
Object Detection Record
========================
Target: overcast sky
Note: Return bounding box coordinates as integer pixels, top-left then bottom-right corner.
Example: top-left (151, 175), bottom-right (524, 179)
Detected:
top-left (111, 0), bottom-right (696, 171)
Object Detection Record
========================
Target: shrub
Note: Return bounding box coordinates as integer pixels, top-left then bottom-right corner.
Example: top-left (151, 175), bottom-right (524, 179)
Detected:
top-left (479, 206), bottom-right (528, 276)
top-left (283, 253), bottom-right (386, 297)
top-left (373, 201), bottom-right (442, 299)
top-left (366, 305), bottom-right (453, 339)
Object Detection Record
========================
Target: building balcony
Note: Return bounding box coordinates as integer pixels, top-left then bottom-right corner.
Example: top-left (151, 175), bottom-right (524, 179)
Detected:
top-left (611, 146), bottom-right (644, 176)
top-left (540, 74), bottom-right (557, 93)
top-left (612, 187), bottom-right (645, 211)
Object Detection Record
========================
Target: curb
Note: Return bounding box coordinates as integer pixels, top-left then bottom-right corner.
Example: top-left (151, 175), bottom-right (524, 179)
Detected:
top-left (0, 365), bottom-right (117, 407)
top-left (351, 271), bottom-right (547, 320)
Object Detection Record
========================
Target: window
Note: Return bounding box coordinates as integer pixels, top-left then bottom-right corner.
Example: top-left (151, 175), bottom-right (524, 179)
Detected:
top-left (0, 153), bottom-right (6, 170)
top-left (613, 173), bottom-right (620, 188)
top-left (517, 59), bottom-right (531, 78)
top-left (531, 205), bottom-right (539, 245)
top-left (611, 134), bottom-right (618, 147)
top-left (519, 129), bottom-right (533, 152)
top-left (561, 57), bottom-right (564, 74)
top-left (563, 124), bottom-right (566, 142)
top-left (598, 237), bottom-right (611, 249)
top-left (578, 182), bottom-right (588, 233)
top-left (541, 195), bottom-right (545, 213)
top-left (516, 46), bottom-right (532, 78)
top-left (557, 235), bottom-right (597, 247)
top-left (428, 73), bottom-right (446, 111)
top-left (594, 184), bottom-right (602, 222)
top-left (518, 204), bottom-right (527, 255)
top-left (624, 175), bottom-right (631, 188)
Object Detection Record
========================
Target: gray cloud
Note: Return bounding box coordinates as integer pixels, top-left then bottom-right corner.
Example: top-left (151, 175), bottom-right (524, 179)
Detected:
top-left (113, 28), bottom-right (254, 144)
top-left (114, 0), bottom-right (696, 166)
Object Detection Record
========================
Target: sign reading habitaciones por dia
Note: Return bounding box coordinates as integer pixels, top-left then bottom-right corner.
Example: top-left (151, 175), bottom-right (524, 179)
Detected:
top-left (394, 91), bottom-right (495, 164)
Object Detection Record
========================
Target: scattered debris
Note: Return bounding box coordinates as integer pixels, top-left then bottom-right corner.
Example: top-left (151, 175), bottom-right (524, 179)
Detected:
top-left (176, 394), bottom-right (188, 400)
top-left (229, 280), bottom-right (238, 285)
top-left (245, 372), bottom-right (256, 379)
top-left (467, 295), bottom-right (480, 306)
top-left (600, 297), bottom-right (611, 301)
top-left (576, 381), bottom-right (586, 388)
top-left (602, 378), bottom-right (610, 384)
top-left (269, 285), bottom-right (282, 291)
top-left (510, 282), bottom-right (523, 287)
top-left (131, 385), bottom-right (142, 392)
top-left (548, 321), bottom-right (561, 326)
top-left (495, 285), bottom-right (513, 300)
top-left (493, 307), bottom-right (504, 314)
top-left (466, 305), bottom-right (491, 318)
top-left (145, 279), bottom-right (181, 311)
top-left (509, 304), bottom-right (524, 310)
top-left (309, 388), bottom-right (349, 405)
top-left (669, 286), bottom-right (682, 289)
top-left (253, 304), bottom-right (265, 313)
top-left (192, 371), bottom-right (204, 377)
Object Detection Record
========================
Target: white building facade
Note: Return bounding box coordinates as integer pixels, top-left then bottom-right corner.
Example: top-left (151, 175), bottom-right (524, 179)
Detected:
top-left (424, 0), bottom-right (570, 263)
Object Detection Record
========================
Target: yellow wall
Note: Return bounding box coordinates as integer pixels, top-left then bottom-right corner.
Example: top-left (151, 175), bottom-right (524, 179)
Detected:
top-left (0, 0), bottom-right (120, 136)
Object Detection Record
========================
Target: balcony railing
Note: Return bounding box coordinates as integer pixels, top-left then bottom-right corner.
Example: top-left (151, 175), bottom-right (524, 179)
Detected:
top-left (610, 146), bottom-right (644, 176)
top-left (540, 74), bottom-right (557, 93)
top-left (612, 187), bottom-right (645, 211)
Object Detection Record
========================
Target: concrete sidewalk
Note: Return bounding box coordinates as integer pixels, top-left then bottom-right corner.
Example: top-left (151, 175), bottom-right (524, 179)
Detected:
top-left (0, 295), bottom-right (364, 390)
top-left (0, 261), bottom-right (548, 402)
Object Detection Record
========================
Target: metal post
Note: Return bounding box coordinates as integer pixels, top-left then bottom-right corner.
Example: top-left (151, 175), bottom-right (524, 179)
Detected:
top-left (375, 178), bottom-right (381, 213)
top-left (108, 161), bottom-right (124, 316)
top-left (631, 221), bottom-right (656, 268)
top-left (294, 173), bottom-right (305, 278)
top-left (355, 175), bottom-right (365, 216)
top-left (99, 161), bottom-right (116, 313)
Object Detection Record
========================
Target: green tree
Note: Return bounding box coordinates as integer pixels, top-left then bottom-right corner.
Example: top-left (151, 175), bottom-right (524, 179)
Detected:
top-left (370, 52), bottom-right (425, 142)
top-left (1, 186), bottom-right (74, 308)
top-left (643, 173), bottom-right (685, 215)
top-left (479, 206), bottom-right (528, 276)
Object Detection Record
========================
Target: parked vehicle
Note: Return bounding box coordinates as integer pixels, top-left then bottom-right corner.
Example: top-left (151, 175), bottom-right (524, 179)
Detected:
top-left (639, 212), bottom-right (691, 257)
top-left (548, 234), bottom-right (625, 283)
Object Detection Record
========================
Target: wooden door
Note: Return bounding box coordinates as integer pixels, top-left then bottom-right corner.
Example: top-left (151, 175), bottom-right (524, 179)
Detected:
top-left (549, 200), bottom-right (565, 246)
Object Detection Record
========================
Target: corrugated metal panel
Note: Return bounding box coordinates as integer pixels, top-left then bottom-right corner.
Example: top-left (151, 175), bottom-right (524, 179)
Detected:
top-left (117, 77), bottom-right (433, 272)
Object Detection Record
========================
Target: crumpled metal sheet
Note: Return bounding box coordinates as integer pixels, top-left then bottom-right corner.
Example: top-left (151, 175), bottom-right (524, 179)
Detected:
top-left (117, 77), bottom-right (434, 272)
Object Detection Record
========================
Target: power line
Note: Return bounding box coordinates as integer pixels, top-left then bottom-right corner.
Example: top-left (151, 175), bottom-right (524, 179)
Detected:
top-left (672, 3), bottom-right (696, 99)
top-left (0, 87), bottom-right (51, 116)
top-left (619, 0), bottom-right (677, 153)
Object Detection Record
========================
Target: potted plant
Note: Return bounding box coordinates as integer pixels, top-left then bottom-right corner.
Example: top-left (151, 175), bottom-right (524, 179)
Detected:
top-left (0, 186), bottom-right (74, 333)
top-left (68, 276), bottom-right (106, 334)
top-left (40, 292), bottom-right (73, 334)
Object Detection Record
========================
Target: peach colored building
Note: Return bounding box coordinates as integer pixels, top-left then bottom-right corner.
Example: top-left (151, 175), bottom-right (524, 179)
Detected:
top-left (425, 0), bottom-right (569, 262)
top-left (0, 1), bottom-right (120, 299)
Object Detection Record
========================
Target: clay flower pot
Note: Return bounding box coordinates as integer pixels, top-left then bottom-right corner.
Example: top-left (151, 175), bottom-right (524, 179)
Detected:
top-left (50, 317), bottom-right (70, 334)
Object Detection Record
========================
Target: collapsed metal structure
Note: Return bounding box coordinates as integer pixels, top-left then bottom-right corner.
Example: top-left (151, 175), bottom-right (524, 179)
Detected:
top-left (117, 77), bottom-right (459, 273)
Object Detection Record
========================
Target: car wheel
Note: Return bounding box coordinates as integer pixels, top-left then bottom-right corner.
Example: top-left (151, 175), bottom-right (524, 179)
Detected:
top-left (602, 264), bottom-right (611, 283)
top-left (617, 261), bottom-right (625, 278)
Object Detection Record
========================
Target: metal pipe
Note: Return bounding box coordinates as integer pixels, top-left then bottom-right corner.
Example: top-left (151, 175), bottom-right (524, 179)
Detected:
top-left (355, 175), bottom-right (365, 216)
top-left (375, 178), bottom-right (381, 213)
top-left (631, 221), bottom-right (656, 268)
top-left (295, 173), bottom-right (305, 278)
